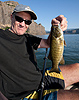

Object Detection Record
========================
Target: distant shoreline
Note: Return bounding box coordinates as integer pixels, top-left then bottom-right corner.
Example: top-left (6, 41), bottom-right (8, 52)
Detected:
top-left (46, 28), bottom-right (79, 34)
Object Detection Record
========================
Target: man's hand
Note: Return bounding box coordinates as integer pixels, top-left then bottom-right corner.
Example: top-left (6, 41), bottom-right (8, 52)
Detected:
top-left (38, 15), bottom-right (68, 48)
top-left (51, 15), bottom-right (68, 31)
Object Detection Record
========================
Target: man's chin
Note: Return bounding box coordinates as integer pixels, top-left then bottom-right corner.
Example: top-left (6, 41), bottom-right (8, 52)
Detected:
top-left (16, 30), bottom-right (25, 35)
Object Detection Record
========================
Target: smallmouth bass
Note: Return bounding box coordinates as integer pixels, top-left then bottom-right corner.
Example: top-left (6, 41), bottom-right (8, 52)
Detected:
top-left (48, 24), bottom-right (66, 73)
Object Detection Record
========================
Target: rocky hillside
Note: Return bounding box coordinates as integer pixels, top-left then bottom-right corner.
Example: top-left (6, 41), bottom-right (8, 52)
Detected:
top-left (0, 1), bottom-right (18, 27)
top-left (64, 29), bottom-right (79, 34)
top-left (29, 21), bottom-right (46, 35)
top-left (0, 1), bottom-right (46, 35)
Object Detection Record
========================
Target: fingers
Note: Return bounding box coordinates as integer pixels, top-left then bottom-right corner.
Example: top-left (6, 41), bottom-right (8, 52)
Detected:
top-left (51, 18), bottom-right (60, 25)
top-left (58, 15), bottom-right (68, 31)
top-left (51, 15), bottom-right (68, 31)
top-left (61, 20), bottom-right (68, 31)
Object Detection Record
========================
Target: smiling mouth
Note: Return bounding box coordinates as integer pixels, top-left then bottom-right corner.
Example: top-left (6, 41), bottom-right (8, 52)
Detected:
top-left (19, 25), bottom-right (24, 28)
top-left (18, 25), bottom-right (26, 30)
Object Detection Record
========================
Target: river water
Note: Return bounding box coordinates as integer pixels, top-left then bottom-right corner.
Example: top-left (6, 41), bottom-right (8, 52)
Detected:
top-left (35, 34), bottom-right (79, 70)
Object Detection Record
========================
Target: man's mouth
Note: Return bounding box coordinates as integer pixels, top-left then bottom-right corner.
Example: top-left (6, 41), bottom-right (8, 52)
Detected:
top-left (18, 25), bottom-right (26, 30)
top-left (19, 25), bottom-right (24, 28)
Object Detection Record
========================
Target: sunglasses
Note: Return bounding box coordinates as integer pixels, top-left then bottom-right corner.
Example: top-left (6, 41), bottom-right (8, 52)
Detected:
top-left (15, 15), bottom-right (32, 25)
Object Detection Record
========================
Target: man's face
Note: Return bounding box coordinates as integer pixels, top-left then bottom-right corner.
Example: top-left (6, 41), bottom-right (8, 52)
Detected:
top-left (11, 12), bottom-right (31, 35)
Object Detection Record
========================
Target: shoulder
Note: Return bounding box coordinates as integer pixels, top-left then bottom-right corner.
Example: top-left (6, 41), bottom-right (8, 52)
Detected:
top-left (0, 29), bottom-right (6, 37)
top-left (0, 29), bottom-right (5, 33)
top-left (0, 29), bottom-right (12, 39)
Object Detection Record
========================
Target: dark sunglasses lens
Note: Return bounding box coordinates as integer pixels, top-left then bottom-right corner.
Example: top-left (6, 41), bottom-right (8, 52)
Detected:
top-left (15, 16), bottom-right (23, 23)
top-left (15, 15), bottom-right (32, 25)
top-left (25, 20), bottom-right (32, 25)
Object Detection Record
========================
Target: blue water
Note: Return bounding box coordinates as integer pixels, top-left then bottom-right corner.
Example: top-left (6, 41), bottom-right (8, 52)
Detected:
top-left (35, 34), bottom-right (79, 70)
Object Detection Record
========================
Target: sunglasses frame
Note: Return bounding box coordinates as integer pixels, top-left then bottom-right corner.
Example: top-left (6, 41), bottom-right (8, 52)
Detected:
top-left (14, 15), bottom-right (32, 25)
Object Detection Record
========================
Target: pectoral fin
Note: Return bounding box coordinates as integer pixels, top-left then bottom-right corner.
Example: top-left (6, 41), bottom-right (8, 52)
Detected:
top-left (48, 51), bottom-right (51, 60)
top-left (64, 40), bottom-right (66, 46)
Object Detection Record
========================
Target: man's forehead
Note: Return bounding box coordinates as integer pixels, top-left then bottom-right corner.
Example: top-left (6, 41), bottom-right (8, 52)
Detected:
top-left (15, 11), bottom-right (31, 16)
top-left (14, 12), bottom-right (31, 19)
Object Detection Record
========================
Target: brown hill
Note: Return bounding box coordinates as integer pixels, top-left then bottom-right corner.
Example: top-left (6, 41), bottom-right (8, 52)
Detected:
top-left (0, 1), bottom-right (46, 35)
top-left (64, 29), bottom-right (79, 34)
top-left (0, 1), bottom-right (18, 27)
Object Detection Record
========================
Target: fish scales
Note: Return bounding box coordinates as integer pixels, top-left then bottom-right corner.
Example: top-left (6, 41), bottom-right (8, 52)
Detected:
top-left (48, 24), bottom-right (64, 73)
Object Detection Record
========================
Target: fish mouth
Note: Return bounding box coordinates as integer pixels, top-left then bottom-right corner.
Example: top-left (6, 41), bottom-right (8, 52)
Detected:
top-left (51, 25), bottom-right (63, 38)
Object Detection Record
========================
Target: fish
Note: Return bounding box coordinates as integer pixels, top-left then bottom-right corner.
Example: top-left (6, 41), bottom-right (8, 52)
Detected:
top-left (48, 24), bottom-right (66, 73)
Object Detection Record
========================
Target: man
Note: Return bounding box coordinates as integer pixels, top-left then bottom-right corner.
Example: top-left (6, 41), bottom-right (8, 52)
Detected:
top-left (0, 4), bottom-right (79, 100)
